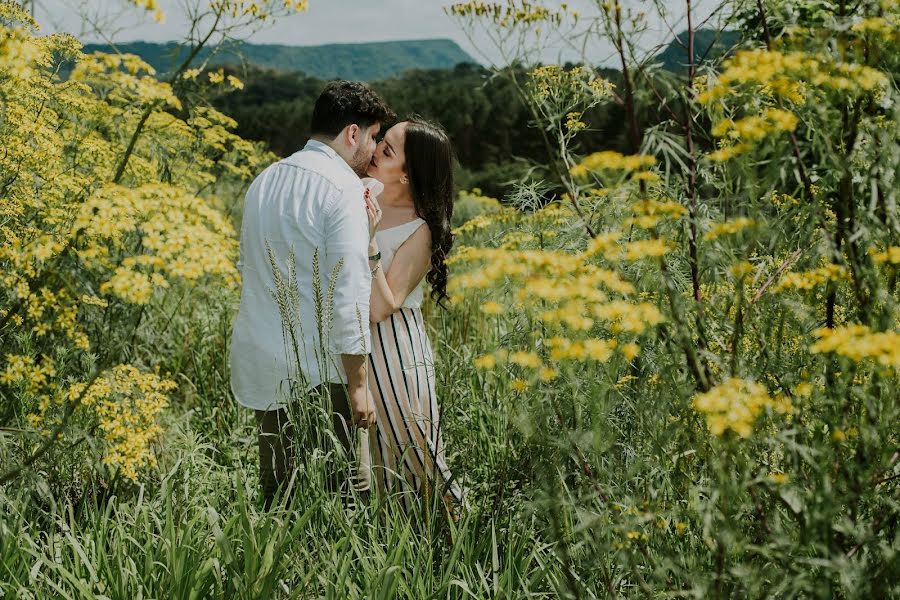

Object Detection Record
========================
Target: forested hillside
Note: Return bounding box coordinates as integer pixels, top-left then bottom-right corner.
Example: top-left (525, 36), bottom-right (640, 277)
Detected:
top-left (209, 62), bottom-right (628, 197)
top-left (204, 29), bottom-right (734, 196)
top-left (78, 38), bottom-right (475, 81)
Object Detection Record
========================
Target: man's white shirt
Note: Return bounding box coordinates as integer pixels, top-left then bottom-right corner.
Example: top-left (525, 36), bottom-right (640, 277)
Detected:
top-left (229, 140), bottom-right (371, 411)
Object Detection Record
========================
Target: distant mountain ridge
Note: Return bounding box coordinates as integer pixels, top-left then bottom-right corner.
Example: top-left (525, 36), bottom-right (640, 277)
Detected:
top-left (652, 29), bottom-right (741, 72)
top-left (78, 29), bottom-right (737, 82)
top-left (78, 39), bottom-right (476, 81)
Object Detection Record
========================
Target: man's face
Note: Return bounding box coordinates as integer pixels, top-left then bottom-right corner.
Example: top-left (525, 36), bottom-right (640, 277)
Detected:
top-left (348, 122), bottom-right (380, 177)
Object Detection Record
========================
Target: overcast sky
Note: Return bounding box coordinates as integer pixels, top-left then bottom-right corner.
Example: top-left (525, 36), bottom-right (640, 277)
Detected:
top-left (31, 0), bottom-right (727, 68)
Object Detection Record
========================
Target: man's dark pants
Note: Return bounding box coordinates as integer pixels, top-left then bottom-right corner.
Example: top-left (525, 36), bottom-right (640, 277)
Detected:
top-left (255, 383), bottom-right (353, 508)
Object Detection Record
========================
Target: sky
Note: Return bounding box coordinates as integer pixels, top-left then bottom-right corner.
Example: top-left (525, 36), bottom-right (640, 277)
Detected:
top-left (31, 0), bottom-right (727, 68)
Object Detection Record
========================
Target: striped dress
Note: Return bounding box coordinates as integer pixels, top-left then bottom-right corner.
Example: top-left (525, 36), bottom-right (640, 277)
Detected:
top-left (363, 218), bottom-right (464, 507)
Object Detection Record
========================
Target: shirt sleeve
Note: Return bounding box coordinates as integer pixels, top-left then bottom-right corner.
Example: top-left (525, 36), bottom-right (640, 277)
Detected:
top-left (323, 180), bottom-right (372, 356)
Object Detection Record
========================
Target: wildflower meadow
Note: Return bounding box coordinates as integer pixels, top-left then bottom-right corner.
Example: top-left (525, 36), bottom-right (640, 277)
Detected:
top-left (1, 0), bottom-right (898, 597)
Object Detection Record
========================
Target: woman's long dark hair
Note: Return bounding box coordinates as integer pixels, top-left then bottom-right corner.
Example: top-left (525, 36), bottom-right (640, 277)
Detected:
top-left (404, 117), bottom-right (455, 308)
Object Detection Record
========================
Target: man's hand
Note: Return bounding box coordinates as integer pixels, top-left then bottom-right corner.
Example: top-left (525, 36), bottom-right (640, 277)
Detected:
top-left (350, 386), bottom-right (376, 429)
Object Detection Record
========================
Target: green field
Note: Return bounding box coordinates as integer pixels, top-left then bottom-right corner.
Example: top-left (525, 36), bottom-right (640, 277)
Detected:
top-left (1, 0), bottom-right (898, 597)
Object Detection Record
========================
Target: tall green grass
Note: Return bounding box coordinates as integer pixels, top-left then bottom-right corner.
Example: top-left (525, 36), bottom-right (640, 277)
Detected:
top-left (0, 279), bottom-right (562, 599)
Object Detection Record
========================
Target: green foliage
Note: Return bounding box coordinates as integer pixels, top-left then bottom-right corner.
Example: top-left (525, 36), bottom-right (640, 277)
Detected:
top-left (441, 0), bottom-right (900, 596)
top-left (2, 0), bottom-right (899, 598)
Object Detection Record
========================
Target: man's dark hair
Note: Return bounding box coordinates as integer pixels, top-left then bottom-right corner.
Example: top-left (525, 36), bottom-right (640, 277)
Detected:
top-left (310, 80), bottom-right (395, 138)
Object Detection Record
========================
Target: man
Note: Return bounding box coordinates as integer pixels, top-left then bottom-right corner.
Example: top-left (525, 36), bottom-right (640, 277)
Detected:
top-left (229, 80), bottom-right (395, 507)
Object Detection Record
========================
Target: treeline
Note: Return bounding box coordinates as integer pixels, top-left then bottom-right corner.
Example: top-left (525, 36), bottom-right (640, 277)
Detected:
top-left (211, 63), bottom-right (633, 197)
top-left (210, 29), bottom-right (739, 197)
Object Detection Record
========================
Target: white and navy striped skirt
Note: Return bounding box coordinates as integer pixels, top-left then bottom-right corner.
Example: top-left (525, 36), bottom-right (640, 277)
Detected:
top-left (364, 307), bottom-right (463, 507)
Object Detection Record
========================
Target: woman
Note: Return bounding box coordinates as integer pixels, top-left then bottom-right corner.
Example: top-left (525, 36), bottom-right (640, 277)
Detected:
top-left (362, 117), bottom-right (464, 508)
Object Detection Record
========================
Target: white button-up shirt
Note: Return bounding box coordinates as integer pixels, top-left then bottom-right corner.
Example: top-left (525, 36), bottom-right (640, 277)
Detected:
top-left (229, 140), bottom-right (371, 411)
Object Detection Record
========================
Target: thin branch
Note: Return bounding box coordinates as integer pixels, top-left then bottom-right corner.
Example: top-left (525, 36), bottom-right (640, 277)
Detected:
top-left (750, 248), bottom-right (803, 305)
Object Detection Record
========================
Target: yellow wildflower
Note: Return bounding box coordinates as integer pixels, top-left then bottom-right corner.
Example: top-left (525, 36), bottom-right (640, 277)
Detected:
top-left (703, 218), bottom-right (754, 241)
top-left (692, 378), bottom-right (786, 438)
top-left (481, 301), bottom-right (504, 315)
top-left (810, 325), bottom-right (900, 368)
top-left (473, 354), bottom-right (497, 370)
top-left (774, 264), bottom-right (849, 292)
top-left (768, 473), bottom-right (790, 485)
top-left (509, 351), bottom-right (542, 368)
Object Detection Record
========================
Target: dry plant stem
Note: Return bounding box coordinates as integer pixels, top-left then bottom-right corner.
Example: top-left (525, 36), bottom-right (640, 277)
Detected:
top-left (872, 449), bottom-right (900, 487)
top-left (612, 4), bottom-right (642, 152)
top-left (685, 0), bottom-right (702, 311)
top-left (729, 281), bottom-right (745, 376)
top-left (748, 483), bottom-right (772, 535)
top-left (750, 248), bottom-right (803, 305)
top-left (656, 237), bottom-right (711, 392)
top-left (607, 4), bottom-right (708, 389)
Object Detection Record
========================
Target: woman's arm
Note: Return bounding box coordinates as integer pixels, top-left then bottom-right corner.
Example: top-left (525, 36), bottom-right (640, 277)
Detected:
top-left (369, 225), bottom-right (431, 323)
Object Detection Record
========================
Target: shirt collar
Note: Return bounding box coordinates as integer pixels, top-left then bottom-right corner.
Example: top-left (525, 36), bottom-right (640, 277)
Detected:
top-left (303, 139), bottom-right (359, 180)
top-left (304, 139), bottom-right (336, 158)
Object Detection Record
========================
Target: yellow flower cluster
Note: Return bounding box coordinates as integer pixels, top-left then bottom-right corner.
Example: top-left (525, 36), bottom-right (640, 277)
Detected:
top-left (870, 246), bottom-right (900, 264)
top-left (712, 108), bottom-right (799, 142)
top-left (566, 111), bottom-right (587, 132)
top-left (446, 1), bottom-right (575, 28)
top-left (536, 299), bottom-right (663, 334)
top-left (73, 183), bottom-right (240, 305)
top-left (692, 378), bottom-right (792, 438)
top-left (72, 52), bottom-right (182, 110)
top-left (452, 189), bottom-right (509, 236)
top-left (708, 109), bottom-right (799, 161)
top-left (631, 199), bottom-right (688, 218)
top-left (1, 354), bottom-right (56, 395)
top-left (208, 0), bottom-right (309, 21)
top-left (698, 49), bottom-right (889, 106)
top-left (773, 264), bottom-right (849, 292)
top-left (703, 218), bottom-right (755, 241)
top-left (707, 143), bottom-right (753, 162)
top-left (128, 0), bottom-right (165, 22)
top-left (473, 335), bottom-right (639, 374)
top-left (452, 199), bottom-right (666, 377)
top-left (49, 366), bottom-right (174, 480)
top-left (0, 13), bottom-right (270, 481)
top-left (810, 326), bottom-right (900, 368)
top-left (850, 15), bottom-right (900, 39)
top-left (570, 151), bottom-right (656, 179)
top-left (450, 245), bottom-right (636, 299)
top-left (623, 199), bottom-right (687, 229)
top-left (529, 64), bottom-right (615, 104)
top-left (606, 238), bottom-right (671, 261)
top-left (452, 214), bottom-right (500, 237)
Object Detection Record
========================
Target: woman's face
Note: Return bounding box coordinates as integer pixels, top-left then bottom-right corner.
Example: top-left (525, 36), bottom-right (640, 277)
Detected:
top-left (367, 121), bottom-right (407, 183)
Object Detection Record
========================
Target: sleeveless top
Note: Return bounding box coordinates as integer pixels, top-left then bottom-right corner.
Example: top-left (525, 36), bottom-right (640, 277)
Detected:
top-left (375, 218), bottom-right (428, 309)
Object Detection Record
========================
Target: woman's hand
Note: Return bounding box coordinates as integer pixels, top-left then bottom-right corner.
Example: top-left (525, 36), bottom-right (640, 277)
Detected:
top-left (364, 189), bottom-right (382, 241)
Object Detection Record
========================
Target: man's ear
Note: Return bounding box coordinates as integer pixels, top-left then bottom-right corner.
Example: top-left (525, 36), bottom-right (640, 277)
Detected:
top-left (345, 123), bottom-right (360, 147)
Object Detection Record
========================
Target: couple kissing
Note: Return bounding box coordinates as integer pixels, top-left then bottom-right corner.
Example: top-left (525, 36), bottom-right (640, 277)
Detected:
top-left (229, 80), bottom-right (464, 511)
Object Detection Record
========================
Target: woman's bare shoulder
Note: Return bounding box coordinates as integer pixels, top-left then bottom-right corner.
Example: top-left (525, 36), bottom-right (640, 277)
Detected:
top-left (398, 221), bottom-right (431, 253)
